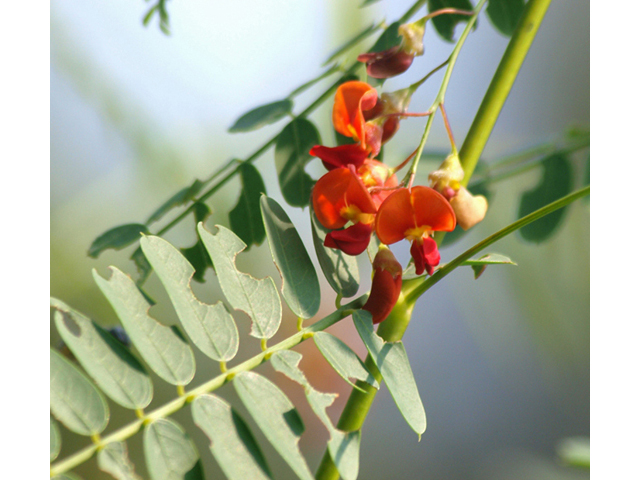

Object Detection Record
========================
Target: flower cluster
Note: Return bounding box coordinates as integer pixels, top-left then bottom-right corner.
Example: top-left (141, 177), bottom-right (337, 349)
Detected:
top-left (309, 17), bottom-right (487, 323)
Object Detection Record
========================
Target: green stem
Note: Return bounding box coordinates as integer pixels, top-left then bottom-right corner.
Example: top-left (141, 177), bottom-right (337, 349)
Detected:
top-left (459, 0), bottom-right (554, 185)
top-left (403, 0), bottom-right (487, 185)
top-left (316, 1), bottom-right (552, 478)
top-left (49, 295), bottom-right (367, 476)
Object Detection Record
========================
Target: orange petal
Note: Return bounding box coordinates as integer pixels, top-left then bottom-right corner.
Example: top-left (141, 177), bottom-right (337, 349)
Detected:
top-left (375, 188), bottom-right (416, 245)
top-left (410, 186), bottom-right (456, 232)
top-left (312, 167), bottom-right (376, 230)
top-left (332, 81), bottom-right (377, 142)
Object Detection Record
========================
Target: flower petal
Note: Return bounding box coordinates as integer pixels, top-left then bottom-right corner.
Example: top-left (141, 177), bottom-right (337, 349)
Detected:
top-left (375, 188), bottom-right (416, 245)
top-left (410, 186), bottom-right (456, 232)
top-left (312, 167), bottom-right (377, 230)
top-left (332, 81), bottom-right (378, 142)
top-left (324, 222), bottom-right (373, 256)
top-left (310, 144), bottom-right (369, 170)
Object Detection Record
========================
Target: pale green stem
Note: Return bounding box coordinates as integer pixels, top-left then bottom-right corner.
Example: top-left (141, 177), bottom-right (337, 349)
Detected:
top-left (49, 296), bottom-right (367, 476)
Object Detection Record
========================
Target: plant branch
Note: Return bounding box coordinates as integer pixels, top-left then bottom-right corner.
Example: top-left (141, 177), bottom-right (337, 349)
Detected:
top-left (458, 0), bottom-right (554, 185)
top-left (49, 295), bottom-right (367, 476)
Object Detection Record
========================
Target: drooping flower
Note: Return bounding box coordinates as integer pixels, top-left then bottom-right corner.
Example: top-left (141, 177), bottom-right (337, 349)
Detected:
top-left (357, 19), bottom-right (427, 79)
top-left (375, 186), bottom-right (456, 275)
top-left (312, 166), bottom-right (378, 255)
top-left (429, 153), bottom-right (488, 230)
top-left (309, 144), bottom-right (370, 171)
top-left (363, 246), bottom-right (403, 324)
top-left (332, 81), bottom-right (378, 148)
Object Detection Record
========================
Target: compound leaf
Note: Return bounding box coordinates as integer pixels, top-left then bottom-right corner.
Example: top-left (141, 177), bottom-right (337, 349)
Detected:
top-left (50, 416), bottom-right (61, 462)
top-left (97, 442), bottom-right (142, 480)
top-left (353, 310), bottom-right (426, 436)
top-left (192, 394), bottom-right (272, 480)
top-left (260, 195), bottom-right (320, 319)
top-left (229, 163), bottom-right (267, 248)
top-left (229, 99), bottom-right (293, 133)
top-left (310, 208), bottom-right (360, 298)
top-left (89, 224), bottom-right (149, 258)
top-left (518, 153), bottom-right (573, 242)
top-left (486, 0), bottom-right (525, 36)
top-left (147, 180), bottom-right (204, 224)
top-left (50, 349), bottom-right (109, 436)
top-left (51, 298), bottom-right (153, 410)
top-left (234, 372), bottom-right (312, 480)
top-left (144, 418), bottom-right (202, 480)
top-left (275, 118), bottom-right (319, 207)
top-left (199, 224), bottom-right (281, 339)
top-left (141, 235), bottom-right (239, 362)
top-left (313, 332), bottom-right (378, 392)
top-left (93, 266), bottom-right (196, 386)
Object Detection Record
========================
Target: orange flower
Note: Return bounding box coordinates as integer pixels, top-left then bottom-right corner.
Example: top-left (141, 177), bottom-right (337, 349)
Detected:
top-left (312, 166), bottom-right (378, 255)
top-left (332, 81), bottom-right (378, 146)
top-left (363, 246), bottom-right (403, 324)
top-left (375, 186), bottom-right (456, 275)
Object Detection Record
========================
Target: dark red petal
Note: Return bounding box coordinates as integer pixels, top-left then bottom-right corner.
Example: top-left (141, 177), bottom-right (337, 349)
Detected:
top-left (324, 222), bottom-right (373, 256)
top-left (310, 144), bottom-right (369, 170)
top-left (410, 237), bottom-right (440, 276)
top-left (359, 48), bottom-right (415, 79)
top-left (363, 247), bottom-right (403, 324)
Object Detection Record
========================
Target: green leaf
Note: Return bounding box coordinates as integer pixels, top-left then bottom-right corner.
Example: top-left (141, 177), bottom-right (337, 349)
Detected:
top-left (310, 207), bottom-right (360, 298)
top-left (198, 224), bottom-right (282, 339)
top-left (460, 253), bottom-right (517, 279)
top-left (486, 0), bottom-right (525, 36)
top-left (369, 21), bottom-right (402, 53)
top-left (270, 351), bottom-right (361, 480)
top-left (260, 196), bottom-right (320, 319)
top-left (192, 394), bottom-right (272, 480)
top-left (518, 153), bottom-right (573, 243)
top-left (147, 180), bottom-right (204, 224)
top-left (427, 0), bottom-right (474, 42)
top-left (179, 241), bottom-right (213, 284)
top-left (93, 267), bottom-right (196, 386)
top-left (144, 418), bottom-right (202, 480)
top-left (234, 371), bottom-right (313, 480)
top-left (229, 163), bottom-right (267, 248)
top-left (313, 332), bottom-right (378, 392)
top-left (352, 310), bottom-right (426, 436)
top-left (88, 224), bottom-right (149, 258)
top-left (51, 298), bottom-right (153, 410)
top-left (97, 442), bottom-right (142, 480)
top-left (557, 437), bottom-right (590, 469)
top-left (50, 416), bottom-right (61, 462)
top-left (141, 235), bottom-right (239, 362)
top-left (229, 99), bottom-right (293, 133)
top-left (50, 348), bottom-right (109, 435)
top-left (130, 247), bottom-right (153, 286)
top-left (324, 23), bottom-right (378, 66)
top-left (275, 118), bottom-right (320, 207)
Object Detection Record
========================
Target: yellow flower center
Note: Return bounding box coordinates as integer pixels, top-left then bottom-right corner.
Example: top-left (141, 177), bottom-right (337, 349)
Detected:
top-left (340, 204), bottom-right (375, 225)
top-left (404, 225), bottom-right (432, 242)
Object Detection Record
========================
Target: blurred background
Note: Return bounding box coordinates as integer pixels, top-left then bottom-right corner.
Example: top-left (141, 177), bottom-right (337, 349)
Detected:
top-left (51, 0), bottom-right (589, 479)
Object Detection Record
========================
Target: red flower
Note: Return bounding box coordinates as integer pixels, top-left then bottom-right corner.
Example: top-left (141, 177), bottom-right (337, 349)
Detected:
top-left (357, 19), bottom-right (426, 79)
top-left (363, 246), bottom-right (403, 324)
top-left (312, 166), bottom-right (378, 255)
top-left (375, 186), bottom-right (456, 275)
top-left (309, 144), bottom-right (369, 171)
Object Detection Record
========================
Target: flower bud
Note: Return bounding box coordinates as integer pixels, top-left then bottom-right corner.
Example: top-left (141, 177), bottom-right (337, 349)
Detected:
top-left (428, 153), bottom-right (464, 191)
top-left (449, 187), bottom-right (488, 230)
top-left (363, 246), bottom-right (403, 324)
